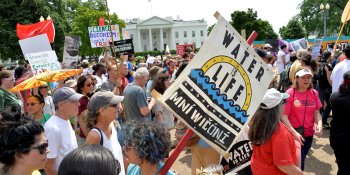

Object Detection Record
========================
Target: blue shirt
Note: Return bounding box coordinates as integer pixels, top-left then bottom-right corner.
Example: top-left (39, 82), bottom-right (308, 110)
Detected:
top-left (127, 162), bottom-right (174, 175)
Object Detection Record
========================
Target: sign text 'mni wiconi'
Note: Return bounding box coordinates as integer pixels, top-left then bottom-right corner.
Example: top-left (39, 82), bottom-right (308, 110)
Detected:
top-left (158, 16), bottom-right (274, 154)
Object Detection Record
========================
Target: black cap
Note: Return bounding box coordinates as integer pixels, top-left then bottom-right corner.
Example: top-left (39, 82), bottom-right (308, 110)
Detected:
top-left (255, 48), bottom-right (267, 58)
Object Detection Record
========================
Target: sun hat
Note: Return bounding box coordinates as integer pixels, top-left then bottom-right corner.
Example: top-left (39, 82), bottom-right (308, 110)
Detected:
top-left (260, 88), bottom-right (290, 109)
top-left (296, 68), bottom-right (313, 77)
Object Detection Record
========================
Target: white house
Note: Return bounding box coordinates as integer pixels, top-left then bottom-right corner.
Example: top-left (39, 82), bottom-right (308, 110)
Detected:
top-left (125, 16), bottom-right (208, 52)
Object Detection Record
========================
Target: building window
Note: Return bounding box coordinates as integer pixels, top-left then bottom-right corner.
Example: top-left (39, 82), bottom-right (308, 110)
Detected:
top-left (184, 31), bottom-right (187, 37)
top-left (200, 30), bottom-right (204, 37)
top-left (176, 43), bottom-right (179, 46)
top-left (130, 34), bottom-right (133, 39)
top-left (163, 32), bottom-right (166, 38)
top-left (192, 31), bottom-right (195, 37)
top-left (175, 31), bottom-right (179, 38)
top-left (152, 33), bottom-right (156, 40)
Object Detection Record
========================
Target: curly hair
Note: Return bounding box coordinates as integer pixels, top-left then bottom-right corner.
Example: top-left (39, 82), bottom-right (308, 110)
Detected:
top-left (0, 107), bottom-right (44, 172)
top-left (122, 121), bottom-right (171, 164)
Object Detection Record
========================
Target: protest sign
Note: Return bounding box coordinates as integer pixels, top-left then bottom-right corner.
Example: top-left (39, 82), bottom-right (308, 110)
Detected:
top-left (111, 38), bottom-right (134, 56)
top-left (176, 44), bottom-right (194, 56)
top-left (88, 25), bottom-right (120, 48)
top-left (220, 127), bottom-right (252, 174)
top-left (312, 39), bottom-right (323, 59)
top-left (122, 28), bottom-right (130, 39)
top-left (62, 36), bottom-right (80, 68)
top-left (290, 38), bottom-right (308, 52)
top-left (19, 34), bottom-right (52, 57)
top-left (26, 51), bottom-right (61, 74)
top-left (155, 15), bottom-right (274, 154)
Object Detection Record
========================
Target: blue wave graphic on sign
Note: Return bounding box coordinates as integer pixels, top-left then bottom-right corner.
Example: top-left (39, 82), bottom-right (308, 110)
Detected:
top-left (190, 69), bottom-right (248, 123)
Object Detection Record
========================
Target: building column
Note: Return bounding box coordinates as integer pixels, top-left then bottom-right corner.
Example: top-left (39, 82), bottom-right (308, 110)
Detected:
top-left (148, 29), bottom-right (153, 51)
top-left (160, 28), bottom-right (164, 51)
top-left (170, 28), bottom-right (174, 50)
top-left (137, 29), bottom-right (142, 52)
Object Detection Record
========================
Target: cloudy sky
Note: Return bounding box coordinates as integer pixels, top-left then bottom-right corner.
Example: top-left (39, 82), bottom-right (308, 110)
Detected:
top-left (109, 0), bottom-right (303, 34)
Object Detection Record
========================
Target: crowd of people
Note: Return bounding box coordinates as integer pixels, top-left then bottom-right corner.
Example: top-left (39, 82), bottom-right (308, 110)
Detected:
top-left (0, 41), bottom-right (350, 175)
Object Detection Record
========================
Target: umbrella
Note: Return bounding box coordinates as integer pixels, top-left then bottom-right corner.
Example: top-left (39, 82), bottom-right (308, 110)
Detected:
top-left (10, 69), bottom-right (82, 92)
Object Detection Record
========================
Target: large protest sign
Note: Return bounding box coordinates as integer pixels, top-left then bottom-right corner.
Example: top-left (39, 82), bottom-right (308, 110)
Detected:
top-left (111, 38), bottom-right (134, 56)
top-left (62, 36), bottom-right (80, 68)
top-left (19, 34), bottom-right (52, 57)
top-left (88, 25), bottom-right (120, 48)
top-left (290, 38), bottom-right (308, 52)
top-left (312, 39), bottom-right (323, 59)
top-left (26, 51), bottom-right (61, 74)
top-left (155, 15), bottom-right (274, 154)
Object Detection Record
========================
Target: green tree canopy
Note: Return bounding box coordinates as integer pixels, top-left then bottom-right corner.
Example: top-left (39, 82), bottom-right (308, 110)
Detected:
top-left (230, 8), bottom-right (278, 40)
top-left (279, 17), bottom-right (306, 39)
top-left (298, 0), bottom-right (349, 37)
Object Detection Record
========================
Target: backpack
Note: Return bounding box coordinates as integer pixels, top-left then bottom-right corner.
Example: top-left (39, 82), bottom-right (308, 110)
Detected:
top-left (278, 65), bottom-right (292, 92)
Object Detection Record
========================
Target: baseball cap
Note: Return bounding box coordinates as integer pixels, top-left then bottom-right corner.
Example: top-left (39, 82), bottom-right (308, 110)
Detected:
top-left (53, 87), bottom-right (83, 104)
top-left (295, 68), bottom-right (313, 77)
top-left (264, 43), bottom-right (273, 48)
top-left (88, 91), bottom-right (124, 111)
top-left (260, 88), bottom-right (290, 109)
top-left (64, 79), bottom-right (77, 88)
top-left (255, 48), bottom-right (273, 59)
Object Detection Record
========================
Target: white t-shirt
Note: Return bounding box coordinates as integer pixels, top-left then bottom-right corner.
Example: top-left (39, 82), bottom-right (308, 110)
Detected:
top-left (44, 115), bottom-right (78, 172)
top-left (276, 50), bottom-right (287, 74)
top-left (95, 74), bottom-right (107, 88)
top-left (43, 96), bottom-right (55, 116)
top-left (331, 59), bottom-right (350, 92)
top-left (90, 124), bottom-right (125, 175)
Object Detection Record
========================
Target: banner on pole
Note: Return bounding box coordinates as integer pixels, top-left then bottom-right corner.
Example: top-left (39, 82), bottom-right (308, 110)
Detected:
top-left (26, 51), bottom-right (61, 74)
top-left (62, 36), bottom-right (80, 69)
top-left (155, 16), bottom-right (274, 154)
top-left (88, 25), bottom-right (120, 48)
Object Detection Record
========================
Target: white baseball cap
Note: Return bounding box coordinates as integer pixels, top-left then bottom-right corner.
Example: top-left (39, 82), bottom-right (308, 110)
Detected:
top-left (296, 68), bottom-right (313, 77)
top-left (264, 43), bottom-right (273, 48)
top-left (260, 88), bottom-right (290, 109)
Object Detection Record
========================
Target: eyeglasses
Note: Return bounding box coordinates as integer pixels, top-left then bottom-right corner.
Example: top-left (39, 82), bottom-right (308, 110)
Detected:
top-left (27, 102), bottom-right (40, 107)
top-left (85, 83), bottom-right (93, 87)
top-left (30, 141), bottom-right (48, 154)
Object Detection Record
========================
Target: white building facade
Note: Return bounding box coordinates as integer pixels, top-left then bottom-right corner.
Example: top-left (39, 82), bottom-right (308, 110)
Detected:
top-left (125, 16), bottom-right (208, 52)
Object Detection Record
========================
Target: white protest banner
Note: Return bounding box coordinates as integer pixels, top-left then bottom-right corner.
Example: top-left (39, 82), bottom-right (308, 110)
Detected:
top-left (122, 28), bottom-right (130, 39)
top-left (19, 34), bottom-right (52, 56)
top-left (88, 25), bottom-right (120, 48)
top-left (155, 15), bottom-right (274, 154)
top-left (26, 51), bottom-right (61, 75)
top-left (290, 38), bottom-right (308, 52)
top-left (62, 36), bottom-right (80, 68)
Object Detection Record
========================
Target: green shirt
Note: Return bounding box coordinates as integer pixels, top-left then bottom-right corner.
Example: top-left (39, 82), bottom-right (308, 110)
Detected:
top-left (38, 113), bottom-right (51, 126)
top-left (0, 88), bottom-right (21, 112)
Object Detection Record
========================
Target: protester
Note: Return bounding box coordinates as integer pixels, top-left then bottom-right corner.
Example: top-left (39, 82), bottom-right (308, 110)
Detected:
top-left (146, 66), bottom-right (163, 97)
top-left (249, 88), bottom-right (303, 175)
top-left (281, 68), bottom-right (323, 171)
top-left (118, 62), bottom-right (129, 95)
top-left (92, 63), bottom-right (107, 89)
top-left (0, 109), bottom-right (49, 175)
top-left (0, 70), bottom-right (22, 112)
top-left (264, 43), bottom-right (273, 54)
top-left (331, 45), bottom-right (350, 93)
top-left (27, 95), bottom-right (51, 126)
top-left (64, 79), bottom-right (77, 91)
top-left (151, 73), bottom-right (174, 130)
top-left (123, 120), bottom-right (174, 175)
top-left (85, 91), bottom-right (125, 175)
top-left (123, 68), bottom-right (157, 122)
top-left (38, 84), bottom-right (55, 116)
top-left (14, 66), bottom-right (31, 113)
top-left (58, 144), bottom-right (121, 175)
top-left (276, 44), bottom-right (288, 74)
top-left (44, 87), bottom-right (81, 175)
top-left (330, 71), bottom-right (350, 174)
top-left (0, 65), bottom-right (7, 71)
top-left (126, 54), bottom-right (135, 83)
top-left (289, 49), bottom-right (308, 83)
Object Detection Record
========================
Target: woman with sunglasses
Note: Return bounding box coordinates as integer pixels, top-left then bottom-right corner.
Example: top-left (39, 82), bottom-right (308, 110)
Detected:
top-left (76, 75), bottom-right (94, 141)
top-left (59, 144), bottom-right (121, 175)
top-left (281, 68), bottom-right (323, 171)
top-left (27, 95), bottom-right (51, 126)
top-left (85, 91), bottom-right (125, 175)
top-left (38, 84), bottom-right (55, 116)
top-left (123, 120), bottom-right (174, 175)
top-left (0, 70), bottom-right (22, 112)
top-left (0, 107), bottom-right (49, 175)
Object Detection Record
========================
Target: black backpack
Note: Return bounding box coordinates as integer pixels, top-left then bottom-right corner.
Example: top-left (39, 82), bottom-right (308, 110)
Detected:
top-left (278, 65), bottom-right (292, 92)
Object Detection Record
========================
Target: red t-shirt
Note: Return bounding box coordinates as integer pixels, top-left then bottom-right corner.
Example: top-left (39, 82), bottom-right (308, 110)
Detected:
top-left (251, 122), bottom-right (297, 175)
top-left (78, 96), bottom-right (89, 138)
top-left (284, 88), bottom-right (322, 137)
top-left (120, 77), bottom-right (129, 95)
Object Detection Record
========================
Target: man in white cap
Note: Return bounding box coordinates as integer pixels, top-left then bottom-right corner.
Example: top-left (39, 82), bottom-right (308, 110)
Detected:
top-left (44, 87), bottom-right (82, 175)
top-left (264, 43), bottom-right (273, 54)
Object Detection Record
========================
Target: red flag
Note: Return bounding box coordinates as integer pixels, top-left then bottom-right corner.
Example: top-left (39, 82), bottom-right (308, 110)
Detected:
top-left (16, 19), bottom-right (55, 43)
top-left (99, 18), bottom-right (105, 26)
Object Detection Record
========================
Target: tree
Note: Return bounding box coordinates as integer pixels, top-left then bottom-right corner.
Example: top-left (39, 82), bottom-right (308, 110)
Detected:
top-left (207, 24), bottom-right (215, 36)
top-left (298, 0), bottom-right (348, 37)
top-left (230, 8), bottom-right (278, 40)
top-left (279, 17), bottom-right (306, 39)
top-left (71, 0), bottom-right (125, 60)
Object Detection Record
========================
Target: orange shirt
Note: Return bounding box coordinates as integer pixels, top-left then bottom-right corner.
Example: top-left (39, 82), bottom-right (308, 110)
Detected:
top-left (251, 122), bottom-right (297, 175)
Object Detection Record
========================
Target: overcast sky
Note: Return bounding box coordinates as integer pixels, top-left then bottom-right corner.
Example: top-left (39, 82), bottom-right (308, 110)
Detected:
top-left (109, 0), bottom-right (303, 34)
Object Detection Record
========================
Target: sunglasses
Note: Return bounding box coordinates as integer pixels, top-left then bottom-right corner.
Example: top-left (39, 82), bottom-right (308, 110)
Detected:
top-left (30, 141), bottom-right (48, 154)
top-left (27, 102), bottom-right (40, 107)
top-left (85, 83), bottom-right (93, 87)
top-left (107, 104), bottom-right (118, 109)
